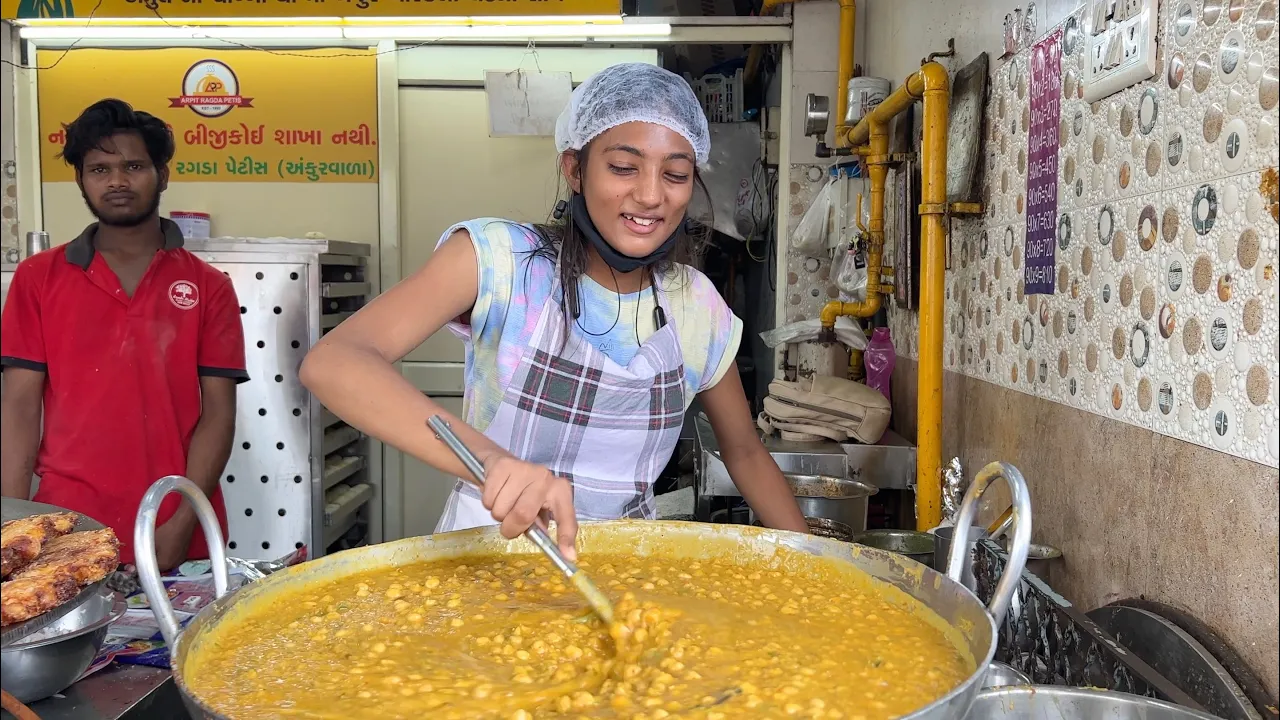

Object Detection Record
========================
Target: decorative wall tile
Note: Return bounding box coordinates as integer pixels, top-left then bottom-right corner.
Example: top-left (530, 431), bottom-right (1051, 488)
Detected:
top-left (784, 165), bottom-right (843, 325)
top-left (1163, 0), bottom-right (1280, 187)
top-left (1, 180), bottom-right (17, 262)
top-left (878, 0), bottom-right (1280, 467)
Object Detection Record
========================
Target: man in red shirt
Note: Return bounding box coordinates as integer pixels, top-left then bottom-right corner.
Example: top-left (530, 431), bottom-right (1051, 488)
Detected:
top-left (0, 99), bottom-right (246, 570)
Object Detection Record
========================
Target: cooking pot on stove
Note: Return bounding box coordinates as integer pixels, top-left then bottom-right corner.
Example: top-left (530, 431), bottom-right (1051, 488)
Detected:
top-left (135, 461), bottom-right (1033, 719)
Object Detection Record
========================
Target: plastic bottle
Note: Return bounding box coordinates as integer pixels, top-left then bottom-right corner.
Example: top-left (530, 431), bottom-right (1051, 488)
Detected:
top-left (863, 327), bottom-right (896, 401)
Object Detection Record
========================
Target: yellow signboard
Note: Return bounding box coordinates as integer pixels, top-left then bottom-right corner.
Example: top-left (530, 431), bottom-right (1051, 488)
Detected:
top-left (37, 48), bottom-right (378, 184)
top-left (2, 0), bottom-right (618, 20)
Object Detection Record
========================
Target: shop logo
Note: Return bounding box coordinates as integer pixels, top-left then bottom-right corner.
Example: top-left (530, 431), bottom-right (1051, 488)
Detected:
top-left (169, 60), bottom-right (253, 119)
top-left (169, 280), bottom-right (200, 310)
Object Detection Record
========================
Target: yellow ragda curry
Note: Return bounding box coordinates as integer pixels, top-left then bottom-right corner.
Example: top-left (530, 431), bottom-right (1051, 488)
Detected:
top-left (186, 548), bottom-right (972, 720)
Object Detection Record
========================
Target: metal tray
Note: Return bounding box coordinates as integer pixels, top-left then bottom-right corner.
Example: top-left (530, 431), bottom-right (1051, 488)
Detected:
top-left (946, 52), bottom-right (990, 204)
top-left (1, 498), bottom-right (110, 648)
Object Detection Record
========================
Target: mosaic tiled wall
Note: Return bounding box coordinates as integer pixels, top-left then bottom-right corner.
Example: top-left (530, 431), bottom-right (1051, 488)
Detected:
top-left (783, 166), bottom-right (847, 324)
top-left (881, 0), bottom-right (1280, 467)
top-left (1, 26), bottom-right (16, 262)
top-left (785, 0), bottom-right (1279, 467)
top-left (1, 179), bottom-right (17, 261)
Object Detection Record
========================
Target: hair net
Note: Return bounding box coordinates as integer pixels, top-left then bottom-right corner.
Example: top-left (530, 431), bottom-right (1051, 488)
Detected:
top-left (555, 63), bottom-right (711, 167)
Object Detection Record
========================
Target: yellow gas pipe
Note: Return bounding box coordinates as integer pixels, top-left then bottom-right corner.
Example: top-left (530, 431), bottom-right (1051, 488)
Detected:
top-left (760, 0), bottom-right (858, 146)
top-left (819, 62), bottom-right (951, 531)
top-left (755, 0), bottom-right (949, 530)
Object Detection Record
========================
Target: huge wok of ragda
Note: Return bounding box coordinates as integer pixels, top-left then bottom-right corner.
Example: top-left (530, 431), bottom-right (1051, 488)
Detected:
top-left (182, 526), bottom-right (975, 720)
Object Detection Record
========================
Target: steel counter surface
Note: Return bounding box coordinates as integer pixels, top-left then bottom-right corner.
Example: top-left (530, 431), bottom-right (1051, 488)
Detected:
top-left (1, 665), bottom-right (186, 720)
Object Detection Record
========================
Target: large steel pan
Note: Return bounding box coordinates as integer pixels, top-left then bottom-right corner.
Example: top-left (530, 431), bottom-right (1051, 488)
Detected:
top-left (966, 687), bottom-right (1225, 719)
top-left (136, 462), bottom-right (1032, 719)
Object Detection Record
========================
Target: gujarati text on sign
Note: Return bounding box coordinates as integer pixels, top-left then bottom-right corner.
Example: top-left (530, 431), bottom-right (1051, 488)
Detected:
top-left (37, 48), bottom-right (378, 184)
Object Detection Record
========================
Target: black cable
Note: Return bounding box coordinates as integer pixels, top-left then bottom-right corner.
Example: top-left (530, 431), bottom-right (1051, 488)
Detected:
top-left (0, 0), bottom-right (104, 71)
top-left (1, 4), bottom-right (449, 71)
top-left (574, 265), bottom-right (623, 338)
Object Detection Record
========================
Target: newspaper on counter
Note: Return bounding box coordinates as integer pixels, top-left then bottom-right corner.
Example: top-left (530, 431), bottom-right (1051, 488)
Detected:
top-left (79, 548), bottom-right (307, 680)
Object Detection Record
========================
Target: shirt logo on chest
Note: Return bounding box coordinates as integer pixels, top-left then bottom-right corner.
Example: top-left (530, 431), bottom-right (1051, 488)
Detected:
top-left (169, 280), bottom-right (200, 310)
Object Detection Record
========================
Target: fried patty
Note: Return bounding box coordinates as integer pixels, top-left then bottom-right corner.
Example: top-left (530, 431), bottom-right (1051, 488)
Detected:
top-left (1, 512), bottom-right (78, 579)
top-left (1, 528), bottom-right (120, 627)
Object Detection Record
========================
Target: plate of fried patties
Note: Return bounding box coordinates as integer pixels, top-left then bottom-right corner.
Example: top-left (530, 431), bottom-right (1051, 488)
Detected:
top-left (1, 508), bottom-right (120, 629)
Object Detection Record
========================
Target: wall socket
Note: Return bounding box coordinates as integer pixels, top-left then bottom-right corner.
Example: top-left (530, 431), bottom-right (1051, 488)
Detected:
top-left (1082, 0), bottom-right (1157, 101)
top-left (1121, 22), bottom-right (1141, 61)
top-left (1090, 38), bottom-right (1107, 74)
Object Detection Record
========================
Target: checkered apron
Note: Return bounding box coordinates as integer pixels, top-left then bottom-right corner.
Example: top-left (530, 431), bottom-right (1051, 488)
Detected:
top-left (435, 271), bottom-right (686, 533)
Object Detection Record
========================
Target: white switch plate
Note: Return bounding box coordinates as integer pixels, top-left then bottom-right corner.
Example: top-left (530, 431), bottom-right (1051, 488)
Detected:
top-left (1083, 0), bottom-right (1157, 101)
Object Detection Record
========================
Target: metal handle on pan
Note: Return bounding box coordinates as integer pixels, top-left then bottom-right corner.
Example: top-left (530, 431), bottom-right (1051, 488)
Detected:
top-left (944, 461), bottom-right (1031, 626)
top-left (134, 475), bottom-right (231, 650)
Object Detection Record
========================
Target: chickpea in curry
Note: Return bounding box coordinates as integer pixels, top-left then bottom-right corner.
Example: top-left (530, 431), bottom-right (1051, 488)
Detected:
top-left (187, 550), bottom-right (972, 719)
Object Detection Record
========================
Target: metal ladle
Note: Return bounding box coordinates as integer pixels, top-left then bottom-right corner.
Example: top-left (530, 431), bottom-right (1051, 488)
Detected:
top-left (427, 416), bottom-right (615, 625)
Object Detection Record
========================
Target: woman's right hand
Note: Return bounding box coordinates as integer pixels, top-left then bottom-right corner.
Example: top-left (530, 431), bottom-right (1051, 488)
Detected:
top-left (480, 454), bottom-right (579, 561)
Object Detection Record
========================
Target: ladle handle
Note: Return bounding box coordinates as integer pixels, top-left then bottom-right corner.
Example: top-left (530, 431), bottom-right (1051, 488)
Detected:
top-left (135, 475), bottom-right (231, 650)
top-left (944, 461), bottom-right (1032, 627)
top-left (427, 416), bottom-right (578, 579)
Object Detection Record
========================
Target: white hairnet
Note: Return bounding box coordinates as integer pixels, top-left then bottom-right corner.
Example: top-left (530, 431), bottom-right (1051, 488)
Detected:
top-left (555, 63), bottom-right (711, 167)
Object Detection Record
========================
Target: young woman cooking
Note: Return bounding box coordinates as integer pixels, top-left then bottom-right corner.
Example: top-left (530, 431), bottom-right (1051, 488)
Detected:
top-left (300, 63), bottom-right (808, 559)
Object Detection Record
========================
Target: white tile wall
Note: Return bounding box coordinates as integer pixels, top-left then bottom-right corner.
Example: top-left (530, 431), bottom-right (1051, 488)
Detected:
top-left (785, 0), bottom-right (1280, 467)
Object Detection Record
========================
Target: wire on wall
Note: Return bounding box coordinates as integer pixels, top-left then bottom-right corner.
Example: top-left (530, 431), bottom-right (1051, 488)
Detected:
top-left (741, 157), bottom-right (777, 292)
top-left (0, 4), bottom-right (445, 71)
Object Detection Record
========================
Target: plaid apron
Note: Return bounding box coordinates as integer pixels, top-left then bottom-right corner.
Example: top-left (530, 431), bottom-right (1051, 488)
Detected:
top-left (435, 271), bottom-right (686, 533)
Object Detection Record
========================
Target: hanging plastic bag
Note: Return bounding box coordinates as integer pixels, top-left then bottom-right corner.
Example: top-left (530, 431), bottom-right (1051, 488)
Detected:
top-left (834, 236), bottom-right (869, 302)
top-left (759, 316), bottom-right (869, 351)
top-left (790, 167), bottom-right (840, 257)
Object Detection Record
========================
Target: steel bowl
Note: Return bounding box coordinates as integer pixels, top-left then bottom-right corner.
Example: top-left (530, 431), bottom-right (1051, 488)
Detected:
top-left (802, 516), bottom-right (857, 541)
top-left (854, 529), bottom-right (937, 569)
top-left (966, 686), bottom-right (1222, 719)
top-left (0, 587), bottom-right (126, 703)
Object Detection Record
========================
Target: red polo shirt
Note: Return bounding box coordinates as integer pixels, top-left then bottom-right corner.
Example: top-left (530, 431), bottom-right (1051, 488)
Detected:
top-left (0, 218), bottom-right (247, 565)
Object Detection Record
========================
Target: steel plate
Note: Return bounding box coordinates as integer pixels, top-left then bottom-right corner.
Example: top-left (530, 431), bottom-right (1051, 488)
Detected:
top-left (1088, 604), bottom-right (1265, 720)
top-left (1, 498), bottom-right (111, 648)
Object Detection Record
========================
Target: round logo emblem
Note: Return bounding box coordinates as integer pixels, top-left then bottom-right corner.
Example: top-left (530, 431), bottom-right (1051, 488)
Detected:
top-left (169, 280), bottom-right (200, 310)
top-left (174, 60), bottom-right (248, 119)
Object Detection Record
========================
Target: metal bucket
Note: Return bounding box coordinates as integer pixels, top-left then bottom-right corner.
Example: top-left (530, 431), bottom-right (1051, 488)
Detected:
top-left (935, 524), bottom-right (990, 591)
top-left (137, 462), bottom-right (1034, 719)
top-left (785, 473), bottom-right (878, 533)
top-left (853, 529), bottom-right (936, 569)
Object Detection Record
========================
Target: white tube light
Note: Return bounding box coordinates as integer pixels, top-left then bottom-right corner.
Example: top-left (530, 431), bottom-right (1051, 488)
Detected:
top-left (14, 15), bottom-right (345, 25)
top-left (18, 21), bottom-right (670, 42)
top-left (14, 13), bottom-right (624, 26)
top-left (340, 14), bottom-right (625, 25)
top-left (341, 22), bottom-right (670, 40)
top-left (18, 25), bottom-right (345, 40)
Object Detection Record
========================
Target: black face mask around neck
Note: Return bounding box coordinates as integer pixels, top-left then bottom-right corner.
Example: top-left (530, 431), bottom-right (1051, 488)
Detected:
top-left (568, 194), bottom-right (681, 274)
